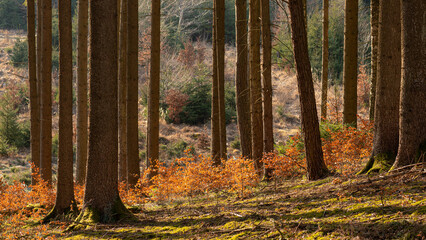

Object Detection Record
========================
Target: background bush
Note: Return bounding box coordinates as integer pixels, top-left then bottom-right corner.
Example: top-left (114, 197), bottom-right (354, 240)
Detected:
top-left (0, 0), bottom-right (26, 30)
top-left (10, 39), bottom-right (28, 68)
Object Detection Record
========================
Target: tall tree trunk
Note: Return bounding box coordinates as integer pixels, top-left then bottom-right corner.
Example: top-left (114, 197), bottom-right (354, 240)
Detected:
top-left (261, 0), bottom-right (273, 154)
top-left (320, 0), bottom-right (329, 121)
top-left (211, 1), bottom-right (221, 165)
top-left (235, 0), bottom-right (252, 158)
top-left (27, 0), bottom-right (40, 185)
top-left (359, 0), bottom-right (401, 174)
top-left (40, 0), bottom-right (52, 185)
top-left (43, 0), bottom-right (76, 220)
top-left (368, 0), bottom-right (379, 121)
top-left (288, 0), bottom-right (329, 181)
top-left (76, 0), bottom-right (88, 185)
top-left (342, 0), bottom-right (358, 127)
top-left (73, 0), bottom-right (133, 224)
top-left (127, 0), bottom-right (140, 187)
top-left (147, 0), bottom-right (161, 180)
top-left (216, 0), bottom-right (227, 160)
top-left (391, 0), bottom-right (426, 169)
top-left (118, 0), bottom-right (128, 183)
top-left (249, 0), bottom-right (263, 173)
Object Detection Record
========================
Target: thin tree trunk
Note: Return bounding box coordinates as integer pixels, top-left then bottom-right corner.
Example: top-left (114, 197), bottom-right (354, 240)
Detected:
top-left (27, 0), bottom-right (40, 185)
top-left (288, 0), bottom-right (329, 181)
top-left (391, 0), bottom-right (426, 169)
top-left (76, 0), bottom-right (88, 185)
top-left (118, 0), bottom-right (128, 183)
top-left (43, 0), bottom-right (76, 220)
top-left (215, 0), bottom-right (227, 160)
top-left (40, 0), bottom-right (52, 185)
top-left (211, 0), bottom-right (221, 165)
top-left (73, 0), bottom-right (133, 224)
top-left (342, 0), bottom-right (358, 127)
top-left (147, 0), bottom-right (161, 180)
top-left (359, 0), bottom-right (401, 174)
top-left (368, 0), bottom-right (379, 121)
top-left (261, 0), bottom-right (273, 154)
top-left (127, 0), bottom-right (140, 187)
top-left (320, 0), bottom-right (329, 121)
top-left (249, 0), bottom-right (263, 173)
top-left (235, 0), bottom-right (252, 159)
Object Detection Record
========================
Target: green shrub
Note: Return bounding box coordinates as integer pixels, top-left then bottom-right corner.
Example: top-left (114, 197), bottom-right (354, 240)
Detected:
top-left (165, 140), bottom-right (194, 159)
top-left (52, 134), bottom-right (59, 160)
top-left (0, 138), bottom-right (10, 157)
top-left (10, 39), bottom-right (28, 68)
top-left (230, 139), bottom-right (240, 150)
top-left (178, 65), bottom-right (212, 125)
top-left (0, 103), bottom-right (29, 149)
top-left (319, 121), bottom-right (343, 140)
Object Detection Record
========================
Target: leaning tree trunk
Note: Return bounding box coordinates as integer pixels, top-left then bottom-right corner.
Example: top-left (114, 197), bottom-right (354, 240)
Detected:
top-left (216, 0), bottom-right (227, 160)
top-left (76, 0), bottom-right (88, 185)
top-left (359, 0), bottom-right (401, 174)
top-left (391, 0), bottom-right (426, 170)
top-left (43, 0), bottom-right (76, 221)
top-left (249, 0), bottom-right (263, 173)
top-left (118, 0), bottom-right (128, 183)
top-left (27, 0), bottom-right (40, 185)
top-left (342, 0), bottom-right (358, 127)
top-left (40, 0), bottom-right (52, 185)
top-left (288, 0), bottom-right (329, 181)
top-left (147, 0), bottom-right (161, 180)
top-left (235, 0), bottom-right (252, 159)
top-left (211, 0), bottom-right (221, 165)
top-left (368, 0), bottom-right (379, 121)
top-left (73, 0), bottom-right (133, 225)
top-left (320, 0), bottom-right (329, 121)
top-left (127, 0), bottom-right (140, 187)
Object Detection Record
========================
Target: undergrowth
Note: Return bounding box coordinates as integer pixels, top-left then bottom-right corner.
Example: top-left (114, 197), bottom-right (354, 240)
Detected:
top-left (0, 121), bottom-right (382, 239)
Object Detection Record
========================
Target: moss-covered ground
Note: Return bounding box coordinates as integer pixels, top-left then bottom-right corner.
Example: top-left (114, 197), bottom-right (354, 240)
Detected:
top-left (7, 171), bottom-right (426, 239)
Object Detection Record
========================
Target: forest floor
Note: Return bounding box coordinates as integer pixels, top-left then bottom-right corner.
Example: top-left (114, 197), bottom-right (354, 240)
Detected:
top-left (6, 169), bottom-right (424, 240)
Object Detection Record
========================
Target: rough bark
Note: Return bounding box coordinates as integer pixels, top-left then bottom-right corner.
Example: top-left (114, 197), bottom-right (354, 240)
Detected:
top-left (118, 0), bottom-right (128, 183)
top-left (391, 0), bottom-right (426, 169)
top-left (147, 0), bottom-right (161, 179)
top-left (261, 0), bottom-right (273, 154)
top-left (127, 0), bottom-right (140, 186)
top-left (76, 0), bottom-right (88, 185)
top-left (342, 0), bottom-right (358, 127)
top-left (43, 0), bottom-right (76, 220)
top-left (368, 0), bottom-right (379, 121)
top-left (40, 0), bottom-right (52, 185)
top-left (249, 0), bottom-right (263, 172)
top-left (235, 0), bottom-right (252, 159)
top-left (320, 0), bottom-right (329, 121)
top-left (288, 0), bottom-right (329, 181)
top-left (27, 0), bottom-right (40, 185)
top-left (211, 1), bottom-right (221, 165)
top-left (216, 0), bottom-right (227, 160)
top-left (73, 0), bottom-right (133, 224)
top-left (359, 0), bottom-right (401, 174)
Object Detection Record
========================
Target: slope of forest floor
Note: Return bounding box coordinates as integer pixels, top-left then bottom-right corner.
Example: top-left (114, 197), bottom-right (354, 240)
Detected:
top-left (2, 169), bottom-right (424, 240)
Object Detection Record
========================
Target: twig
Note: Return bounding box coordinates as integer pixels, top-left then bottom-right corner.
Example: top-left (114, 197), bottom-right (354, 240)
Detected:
top-left (388, 162), bottom-right (424, 173)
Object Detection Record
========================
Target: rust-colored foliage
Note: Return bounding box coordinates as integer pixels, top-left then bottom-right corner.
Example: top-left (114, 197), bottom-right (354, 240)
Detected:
top-left (139, 151), bottom-right (259, 200)
top-left (165, 89), bottom-right (189, 123)
top-left (263, 119), bottom-right (373, 182)
top-left (0, 118), bottom-right (372, 236)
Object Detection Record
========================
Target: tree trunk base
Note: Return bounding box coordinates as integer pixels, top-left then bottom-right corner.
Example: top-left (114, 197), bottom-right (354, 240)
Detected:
top-left (68, 197), bottom-right (136, 230)
top-left (358, 153), bottom-right (395, 175)
top-left (41, 202), bottom-right (78, 223)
